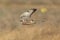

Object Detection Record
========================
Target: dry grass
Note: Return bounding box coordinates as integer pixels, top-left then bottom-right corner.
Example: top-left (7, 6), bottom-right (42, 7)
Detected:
top-left (0, 0), bottom-right (60, 40)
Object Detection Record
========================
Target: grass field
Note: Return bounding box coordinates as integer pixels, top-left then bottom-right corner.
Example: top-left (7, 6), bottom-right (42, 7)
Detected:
top-left (0, 0), bottom-right (60, 40)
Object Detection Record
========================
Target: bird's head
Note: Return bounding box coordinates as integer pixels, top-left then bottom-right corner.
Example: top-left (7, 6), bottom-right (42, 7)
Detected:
top-left (27, 8), bottom-right (37, 14)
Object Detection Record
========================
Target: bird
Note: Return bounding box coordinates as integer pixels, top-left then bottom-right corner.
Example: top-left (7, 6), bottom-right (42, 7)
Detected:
top-left (20, 8), bottom-right (37, 25)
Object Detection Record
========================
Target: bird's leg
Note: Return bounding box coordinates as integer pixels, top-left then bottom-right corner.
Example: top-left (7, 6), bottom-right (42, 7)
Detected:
top-left (20, 18), bottom-right (36, 25)
top-left (30, 19), bottom-right (36, 24)
top-left (20, 19), bottom-right (27, 24)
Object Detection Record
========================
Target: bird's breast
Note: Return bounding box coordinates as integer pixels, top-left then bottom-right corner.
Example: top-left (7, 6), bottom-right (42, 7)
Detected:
top-left (23, 12), bottom-right (31, 16)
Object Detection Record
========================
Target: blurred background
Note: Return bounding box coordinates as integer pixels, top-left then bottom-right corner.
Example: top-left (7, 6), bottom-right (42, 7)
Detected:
top-left (0, 0), bottom-right (60, 40)
top-left (0, 0), bottom-right (60, 5)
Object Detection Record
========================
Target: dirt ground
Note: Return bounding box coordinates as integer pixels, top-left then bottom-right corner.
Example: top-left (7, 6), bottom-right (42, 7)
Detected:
top-left (0, 0), bottom-right (60, 40)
